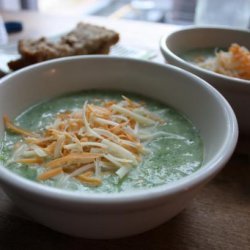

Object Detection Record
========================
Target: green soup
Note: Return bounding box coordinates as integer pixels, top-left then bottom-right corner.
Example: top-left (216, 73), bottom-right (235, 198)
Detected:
top-left (181, 47), bottom-right (217, 64)
top-left (0, 91), bottom-right (203, 193)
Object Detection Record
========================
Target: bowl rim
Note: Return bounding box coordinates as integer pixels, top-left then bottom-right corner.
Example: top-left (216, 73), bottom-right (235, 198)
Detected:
top-left (160, 26), bottom-right (250, 85)
top-left (0, 56), bottom-right (238, 205)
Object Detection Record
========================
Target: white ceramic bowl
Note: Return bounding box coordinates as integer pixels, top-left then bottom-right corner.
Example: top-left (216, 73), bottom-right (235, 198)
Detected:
top-left (0, 56), bottom-right (238, 239)
top-left (160, 27), bottom-right (250, 136)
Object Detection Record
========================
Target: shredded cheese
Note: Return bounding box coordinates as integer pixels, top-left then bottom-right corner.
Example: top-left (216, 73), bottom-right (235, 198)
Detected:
top-left (3, 96), bottom-right (165, 186)
top-left (195, 43), bottom-right (250, 80)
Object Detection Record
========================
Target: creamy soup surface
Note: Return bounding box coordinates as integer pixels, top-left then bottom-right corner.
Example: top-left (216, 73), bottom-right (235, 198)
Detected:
top-left (181, 44), bottom-right (250, 80)
top-left (0, 91), bottom-right (203, 193)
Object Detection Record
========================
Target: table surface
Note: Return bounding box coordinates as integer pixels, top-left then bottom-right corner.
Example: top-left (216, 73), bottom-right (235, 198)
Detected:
top-left (0, 10), bottom-right (249, 250)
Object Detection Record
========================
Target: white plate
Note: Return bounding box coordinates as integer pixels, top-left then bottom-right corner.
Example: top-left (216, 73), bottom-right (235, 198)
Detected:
top-left (0, 41), bottom-right (156, 73)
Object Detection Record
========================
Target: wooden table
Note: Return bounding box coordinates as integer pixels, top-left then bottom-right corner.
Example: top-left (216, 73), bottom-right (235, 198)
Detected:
top-left (0, 11), bottom-right (249, 250)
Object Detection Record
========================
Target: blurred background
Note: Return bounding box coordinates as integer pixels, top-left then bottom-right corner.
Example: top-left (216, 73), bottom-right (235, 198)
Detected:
top-left (0, 0), bottom-right (198, 25)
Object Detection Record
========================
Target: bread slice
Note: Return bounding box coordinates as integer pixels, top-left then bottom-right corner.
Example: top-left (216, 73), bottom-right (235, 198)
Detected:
top-left (8, 22), bottom-right (119, 71)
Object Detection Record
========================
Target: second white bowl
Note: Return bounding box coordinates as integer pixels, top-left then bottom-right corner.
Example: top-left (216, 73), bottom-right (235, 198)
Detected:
top-left (160, 27), bottom-right (250, 136)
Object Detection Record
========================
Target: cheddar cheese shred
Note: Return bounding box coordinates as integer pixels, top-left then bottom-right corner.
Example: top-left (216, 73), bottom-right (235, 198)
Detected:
top-left (4, 96), bottom-right (165, 186)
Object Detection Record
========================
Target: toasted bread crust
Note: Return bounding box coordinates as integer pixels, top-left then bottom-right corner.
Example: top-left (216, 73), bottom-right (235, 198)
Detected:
top-left (8, 22), bottom-right (119, 71)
